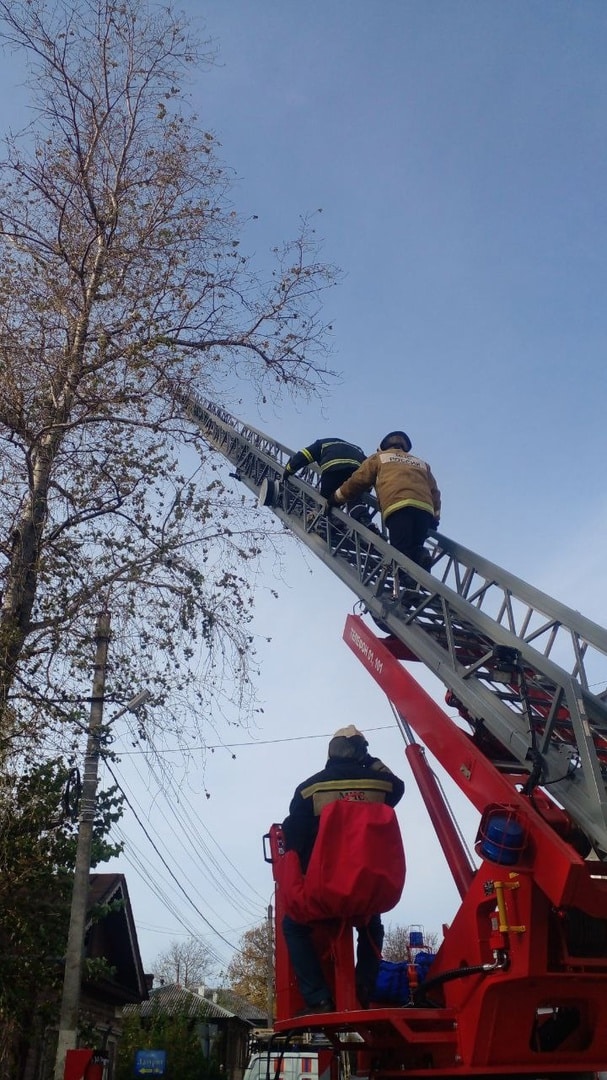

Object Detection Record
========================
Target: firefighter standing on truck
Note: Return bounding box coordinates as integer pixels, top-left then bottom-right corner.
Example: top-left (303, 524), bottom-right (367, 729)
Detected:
top-left (281, 725), bottom-right (404, 1013)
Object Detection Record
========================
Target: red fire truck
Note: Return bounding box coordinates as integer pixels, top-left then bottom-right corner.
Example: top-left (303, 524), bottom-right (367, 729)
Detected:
top-left (189, 394), bottom-right (607, 1080)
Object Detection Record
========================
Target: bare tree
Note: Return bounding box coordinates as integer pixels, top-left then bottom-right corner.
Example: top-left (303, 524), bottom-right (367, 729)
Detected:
top-left (153, 936), bottom-right (216, 989)
top-left (382, 924), bottom-right (440, 960)
top-left (0, 0), bottom-right (338, 755)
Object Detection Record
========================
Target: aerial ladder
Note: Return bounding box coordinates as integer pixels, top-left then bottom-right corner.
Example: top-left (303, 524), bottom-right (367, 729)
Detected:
top-left (186, 391), bottom-right (607, 1079)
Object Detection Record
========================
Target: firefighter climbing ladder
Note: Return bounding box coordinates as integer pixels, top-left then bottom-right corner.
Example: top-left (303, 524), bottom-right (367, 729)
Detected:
top-left (185, 392), bottom-right (607, 857)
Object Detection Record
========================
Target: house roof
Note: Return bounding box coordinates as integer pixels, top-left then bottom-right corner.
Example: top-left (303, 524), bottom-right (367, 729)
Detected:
top-left (204, 988), bottom-right (268, 1024)
top-left (123, 983), bottom-right (253, 1023)
top-left (85, 873), bottom-right (149, 1004)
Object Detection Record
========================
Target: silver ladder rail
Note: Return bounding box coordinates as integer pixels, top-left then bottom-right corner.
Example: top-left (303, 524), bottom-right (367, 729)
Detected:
top-left (186, 393), bottom-right (607, 854)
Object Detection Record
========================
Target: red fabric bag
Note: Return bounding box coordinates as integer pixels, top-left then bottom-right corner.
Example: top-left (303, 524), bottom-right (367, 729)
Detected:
top-left (279, 800), bottom-right (406, 922)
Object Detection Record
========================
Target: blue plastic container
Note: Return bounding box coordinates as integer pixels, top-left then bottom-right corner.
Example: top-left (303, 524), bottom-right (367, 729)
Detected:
top-left (373, 951), bottom-right (436, 1004)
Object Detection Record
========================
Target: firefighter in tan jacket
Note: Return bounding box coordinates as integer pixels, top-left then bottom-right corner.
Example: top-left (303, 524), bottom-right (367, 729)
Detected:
top-left (330, 430), bottom-right (441, 567)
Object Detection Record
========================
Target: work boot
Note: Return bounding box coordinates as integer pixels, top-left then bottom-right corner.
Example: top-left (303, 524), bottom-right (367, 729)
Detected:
top-left (295, 998), bottom-right (335, 1016)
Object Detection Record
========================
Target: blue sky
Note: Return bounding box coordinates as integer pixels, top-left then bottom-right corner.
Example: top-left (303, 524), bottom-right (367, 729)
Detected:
top-left (189, 0), bottom-right (607, 562)
top-left (3, 1), bottom-right (607, 977)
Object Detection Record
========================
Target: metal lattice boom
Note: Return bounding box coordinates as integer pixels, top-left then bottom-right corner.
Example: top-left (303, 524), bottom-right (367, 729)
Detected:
top-left (185, 392), bottom-right (607, 854)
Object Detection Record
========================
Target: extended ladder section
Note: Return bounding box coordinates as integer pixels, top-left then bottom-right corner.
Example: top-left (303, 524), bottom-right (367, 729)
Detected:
top-left (186, 393), bottom-right (607, 855)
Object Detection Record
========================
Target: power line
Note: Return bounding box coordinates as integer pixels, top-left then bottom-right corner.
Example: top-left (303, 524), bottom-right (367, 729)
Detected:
top-left (105, 760), bottom-right (238, 953)
top-left (113, 824), bottom-right (232, 969)
top-left (111, 724), bottom-right (267, 909)
top-left (110, 754), bottom-right (264, 922)
top-left (113, 724), bottom-right (394, 756)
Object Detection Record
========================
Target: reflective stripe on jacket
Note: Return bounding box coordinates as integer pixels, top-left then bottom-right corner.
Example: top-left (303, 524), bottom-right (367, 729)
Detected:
top-left (285, 438), bottom-right (366, 477)
top-left (335, 449), bottom-right (441, 521)
top-left (282, 754), bottom-right (404, 872)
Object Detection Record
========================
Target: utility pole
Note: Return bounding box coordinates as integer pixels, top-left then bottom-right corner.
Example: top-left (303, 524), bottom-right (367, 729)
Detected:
top-left (54, 612), bottom-right (111, 1080)
top-left (266, 903), bottom-right (274, 1029)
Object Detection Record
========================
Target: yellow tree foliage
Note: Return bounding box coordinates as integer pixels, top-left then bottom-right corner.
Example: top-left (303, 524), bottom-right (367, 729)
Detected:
top-left (225, 920), bottom-right (273, 1014)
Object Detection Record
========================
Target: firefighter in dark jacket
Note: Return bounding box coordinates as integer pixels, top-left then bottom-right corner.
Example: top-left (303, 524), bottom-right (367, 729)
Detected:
top-left (281, 725), bottom-right (405, 1013)
top-left (283, 437), bottom-right (373, 524)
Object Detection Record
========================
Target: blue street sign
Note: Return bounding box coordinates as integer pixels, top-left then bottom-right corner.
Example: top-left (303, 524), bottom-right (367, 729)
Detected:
top-left (134, 1049), bottom-right (167, 1076)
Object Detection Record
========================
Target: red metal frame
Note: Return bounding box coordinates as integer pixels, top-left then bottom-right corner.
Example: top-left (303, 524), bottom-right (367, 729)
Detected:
top-left (342, 615), bottom-right (607, 917)
top-left (267, 616), bottom-right (607, 1078)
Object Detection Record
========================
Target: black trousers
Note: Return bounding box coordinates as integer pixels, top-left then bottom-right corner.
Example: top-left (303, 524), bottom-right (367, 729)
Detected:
top-left (319, 466), bottom-right (358, 498)
top-left (386, 507), bottom-right (434, 565)
top-left (282, 912), bottom-right (384, 1007)
top-left (321, 468), bottom-right (373, 523)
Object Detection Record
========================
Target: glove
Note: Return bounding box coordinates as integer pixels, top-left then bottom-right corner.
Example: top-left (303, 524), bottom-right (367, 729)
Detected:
top-left (282, 467), bottom-right (292, 482)
top-left (432, 516), bottom-right (440, 529)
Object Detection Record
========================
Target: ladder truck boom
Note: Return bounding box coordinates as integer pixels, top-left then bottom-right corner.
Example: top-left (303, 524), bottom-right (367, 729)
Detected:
top-left (186, 391), bottom-right (607, 856)
top-left (187, 392), bottom-right (607, 1078)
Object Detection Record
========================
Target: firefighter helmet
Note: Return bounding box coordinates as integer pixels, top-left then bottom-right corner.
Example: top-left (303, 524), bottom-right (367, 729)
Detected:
top-left (379, 430), bottom-right (412, 452)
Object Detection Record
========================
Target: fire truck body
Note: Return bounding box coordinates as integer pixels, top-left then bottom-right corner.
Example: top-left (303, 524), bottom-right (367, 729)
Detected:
top-left (186, 394), bottom-right (607, 1080)
top-left (266, 621), bottom-right (607, 1077)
